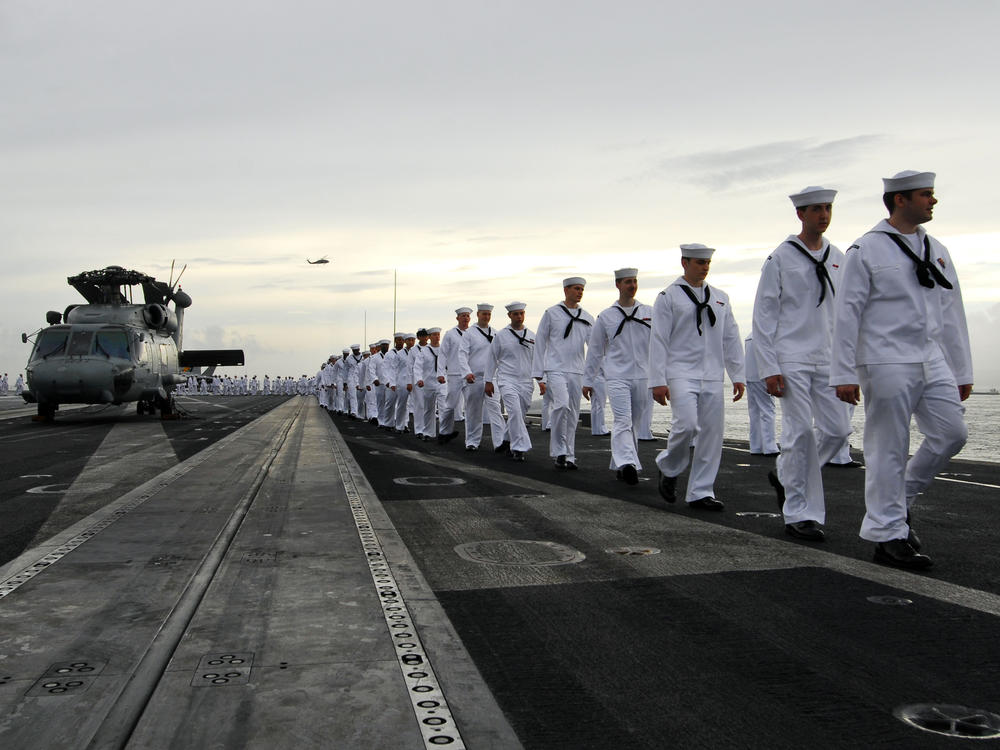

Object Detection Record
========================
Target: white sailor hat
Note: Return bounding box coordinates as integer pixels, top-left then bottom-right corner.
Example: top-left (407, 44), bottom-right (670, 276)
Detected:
top-left (404, 332), bottom-right (416, 339)
top-left (393, 331), bottom-right (406, 338)
top-left (342, 347), bottom-right (351, 354)
top-left (427, 326), bottom-right (442, 334)
top-left (883, 170), bottom-right (935, 192)
top-left (563, 276), bottom-right (586, 287)
top-left (789, 186), bottom-right (837, 208)
top-left (455, 307), bottom-right (473, 315)
top-left (476, 303), bottom-right (494, 312)
top-left (679, 243), bottom-right (715, 259)
top-left (614, 267), bottom-right (638, 281)
top-left (350, 343), bottom-right (360, 349)
top-left (505, 301), bottom-right (527, 312)
top-left (378, 338), bottom-right (390, 345)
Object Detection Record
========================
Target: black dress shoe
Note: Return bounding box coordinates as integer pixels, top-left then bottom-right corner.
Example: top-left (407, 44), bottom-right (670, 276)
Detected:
top-left (762, 452), bottom-right (780, 458)
top-left (638, 437), bottom-right (658, 442)
top-left (555, 455), bottom-right (567, 469)
top-left (826, 460), bottom-right (862, 469)
top-left (511, 450), bottom-right (526, 461)
top-left (873, 539), bottom-right (933, 570)
top-left (768, 470), bottom-right (785, 512)
top-left (494, 440), bottom-right (511, 454)
top-left (565, 460), bottom-right (578, 470)
top-left (465, 445), bottom-right (478, 452)
top-left (689, 497), bottom-right (724, 511)
top-left (621, 464), bottom-right (639, 485)
top-left (785, 520), bottom-right (825, 541)
top-left (658, 472), bottom-right (677, 503)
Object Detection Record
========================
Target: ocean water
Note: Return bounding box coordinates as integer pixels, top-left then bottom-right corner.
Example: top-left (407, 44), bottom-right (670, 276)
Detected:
top-left (579, 393), bottom-right (1000, 465)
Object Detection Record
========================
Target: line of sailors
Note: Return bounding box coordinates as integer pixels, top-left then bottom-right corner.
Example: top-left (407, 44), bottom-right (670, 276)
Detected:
top-left (315, 171), bottom-right (972, 572)
top-left (175, 374), bottom-right (319, 396)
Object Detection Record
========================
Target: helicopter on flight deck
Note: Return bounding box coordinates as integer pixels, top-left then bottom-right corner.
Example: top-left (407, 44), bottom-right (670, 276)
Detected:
top-left (20, 264), bottom-right (244, 421)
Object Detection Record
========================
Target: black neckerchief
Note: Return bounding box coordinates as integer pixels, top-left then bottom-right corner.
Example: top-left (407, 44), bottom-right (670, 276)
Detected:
top-left (559, 304), bottom-right (591, 338)
top-left (882, 232), bottom-right (953, 290)
top-left (510, 328), bottom-right (531, 348)
top-left (475, 325), bottom-right (494, 343)
top-left (786, 239), bottom-right (835, 307)
top-left (678, 284), bottom-right (716, 336)
top-left (612, 304), bottom-right (651, 338)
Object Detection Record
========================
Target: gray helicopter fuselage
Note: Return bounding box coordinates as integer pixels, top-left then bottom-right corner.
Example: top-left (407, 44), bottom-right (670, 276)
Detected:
top-left (24, 303), bottom-right (183, 407)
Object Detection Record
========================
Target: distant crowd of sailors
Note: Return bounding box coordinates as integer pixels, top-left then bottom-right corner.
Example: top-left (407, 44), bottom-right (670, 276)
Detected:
top-left (174, 373), bottom-right (321, 396)
top-left (234, 172), bottom-right (978, 572)
top-left (0, 373), bottom-right (25, 396)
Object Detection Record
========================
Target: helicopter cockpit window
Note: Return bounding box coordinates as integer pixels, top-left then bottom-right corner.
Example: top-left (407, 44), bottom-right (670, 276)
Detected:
top-left (32, 328), bottom-right (70, 360)
top-left (67, 330), bottom-right (96, 357)
top-left (95, 328), bottom-right (130, 360)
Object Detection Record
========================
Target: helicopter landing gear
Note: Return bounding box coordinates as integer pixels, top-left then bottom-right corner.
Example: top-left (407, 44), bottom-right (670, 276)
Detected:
top-left (137, 400), bottom-right (154, 416)
top-left (33, 402), bottom-right (57, 422)
top-left (157, 393), bottom-right (179, 420)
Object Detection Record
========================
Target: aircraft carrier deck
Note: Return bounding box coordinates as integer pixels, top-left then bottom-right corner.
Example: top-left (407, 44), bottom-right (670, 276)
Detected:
top-left (1, 394), bottom-right (999, 748)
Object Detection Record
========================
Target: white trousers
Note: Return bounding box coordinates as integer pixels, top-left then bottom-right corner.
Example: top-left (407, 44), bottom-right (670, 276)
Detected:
top-left (464, 379), bottom-right (505, 448)
top-left (655, 379), bottom-right (724, 503)
top-left (438, 375), bottom-right (466, 435)
top-left (394, 388), bottom-right (410, 431)
top-left (545, 371), bottom-right (582, 461)
top-left (409, 387), bottom-right (425, 435)
top-left (381, 386), bottom-right (397, 427)
top-left (857, 360), bottom-right (967, 542)
top-left (775, 364), bottom-right (852, 524)
top-left (746, 379), bottom-right (778, 454)
top-left (365, 386), bottom-right (378, 418)
top-left (636, 389), bottom-right (654, 440)
top-left (499, 381), bottom-right (533, 452)
top-left (590, 378), bottom-right (609, 435)
top-left (418, 382), bottom-right (440, 438)
top-left (606, 378), bottom-right (647, 471)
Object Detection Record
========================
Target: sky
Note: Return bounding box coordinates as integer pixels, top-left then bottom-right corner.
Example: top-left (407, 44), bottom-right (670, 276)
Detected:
top-left (3, 0), bottom-right (999, 388)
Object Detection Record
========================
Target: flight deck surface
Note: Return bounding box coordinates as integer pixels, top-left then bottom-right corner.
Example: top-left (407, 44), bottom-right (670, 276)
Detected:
top-left (1, 396), bottom-right (998, 748)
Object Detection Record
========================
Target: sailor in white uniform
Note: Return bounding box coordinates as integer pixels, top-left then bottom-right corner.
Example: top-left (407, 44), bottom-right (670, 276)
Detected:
top-left (438, 308), bottom-right (472, 443)
top-left (532, 277), bottom-right (594, 469)
top-left (460, 304), bottom-right (506, 451)
top-left (484, 302), bottom-right (542, 460)
top-left (392, 333), bottom-right (415, 432)
top-left (381, 334), bottom-right (404, 428)
top-left (584, 268), bottom-right (654, 485)
top-left (364, 343), bottom-right (380, 423)
top-left (743, 337), bottom-right (778, 456)
top-left (414, 327), bottom-right (446, 439)
top-left (752, 185), bottom-right (852, 541)
top-left (407, 330), bottom-right (429, 436)
top-left (650, 244), bottom-right (745, 510)
top-left (345, 345), bottom-right (364, 417)
top-left (831, 171), bottom-right (972, 570)
top-left (15, 374), bottom-right (25, 396)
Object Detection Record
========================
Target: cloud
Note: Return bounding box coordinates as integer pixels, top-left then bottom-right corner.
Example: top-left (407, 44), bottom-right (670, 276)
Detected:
top-left (637, 134), bottom-right (889, 192)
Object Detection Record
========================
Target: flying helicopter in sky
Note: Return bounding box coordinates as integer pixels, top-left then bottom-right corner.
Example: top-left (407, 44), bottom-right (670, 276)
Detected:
top-left (306, 255), bottom-right (329, 264)
top-left (20, 264), bottom-right (244, 421)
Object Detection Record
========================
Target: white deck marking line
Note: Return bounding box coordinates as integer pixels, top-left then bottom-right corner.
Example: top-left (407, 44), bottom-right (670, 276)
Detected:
top-left (331, 437), bottom-right (467, 750)
top-left (726, 446), bottom-right (998, 489)
top-left (934, 476), bottom-right (1000, 490)
top-left (0, 402), bottom-right (292, 600)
